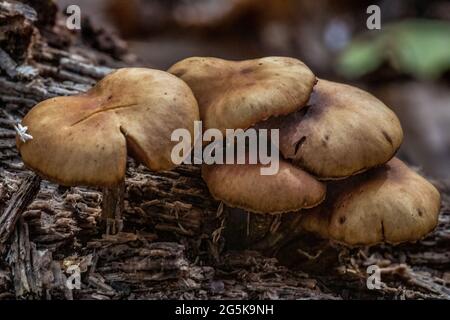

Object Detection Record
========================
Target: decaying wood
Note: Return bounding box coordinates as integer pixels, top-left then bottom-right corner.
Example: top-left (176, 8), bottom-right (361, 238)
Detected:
top-left (101, 180), bottom-right (125, 235)
top-left (0, 0), bottom-right (449, 300)
top-left (6, 217), bottom-right (73, 298)
top-left (0, 172), bottom-right (40, 251)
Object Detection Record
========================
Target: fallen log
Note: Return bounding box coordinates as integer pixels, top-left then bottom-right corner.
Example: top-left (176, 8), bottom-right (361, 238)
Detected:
top-left (0, 0), bottom-right (449, 300)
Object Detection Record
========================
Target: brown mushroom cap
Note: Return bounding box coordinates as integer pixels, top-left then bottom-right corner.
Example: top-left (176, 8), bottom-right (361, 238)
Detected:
top-left (258, 79), bottom-right (403, 179)
top-left (202, 158), bottom-right (326, 214)
top-left (299, 158), bottom-right (441, 246)
top-left (168, 56), bottom-right (316, 133)
top-left (17, 68), bottom-right (199, 187)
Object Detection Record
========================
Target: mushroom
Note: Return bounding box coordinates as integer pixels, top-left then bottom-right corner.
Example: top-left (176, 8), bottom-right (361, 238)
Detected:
top-left (298, 158), bottom-right (441, 246)
top-left (202, 157), bottom-right (326, 214)
top-left (258, 79), bottom-right (403, 179)
top-left (16, 68), bottom-right (199, 234)
top-left (168, 56), bottom-right (316, 134)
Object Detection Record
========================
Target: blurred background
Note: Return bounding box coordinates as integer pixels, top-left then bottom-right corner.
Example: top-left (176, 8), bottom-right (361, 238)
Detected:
top-left (57, 0), bottom-right (450, 180)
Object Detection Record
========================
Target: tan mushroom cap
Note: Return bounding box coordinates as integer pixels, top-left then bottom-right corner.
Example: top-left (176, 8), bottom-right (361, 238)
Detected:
top-left (168, 56), bottom-right (316, 133)
top-left (202, 158), bottom-right (326, 214)
top-left (17, 68), bottom-right (199, 187)
top-left (299, 158), bottom-right (441, 246)
top-left (258, 79), bottom-right (403, 179)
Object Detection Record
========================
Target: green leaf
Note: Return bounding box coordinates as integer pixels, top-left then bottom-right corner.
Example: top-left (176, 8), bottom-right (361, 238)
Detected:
top-left (337, 19), bottom-right (450, 80)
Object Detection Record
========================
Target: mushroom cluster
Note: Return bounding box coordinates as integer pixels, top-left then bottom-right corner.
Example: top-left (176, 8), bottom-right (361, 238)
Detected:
top-left (16, 57), bottom-right (441, 248)
top-left (169, 56), bottom-right (441, 247)
top-left (169, 57), bottom-right (326, 214)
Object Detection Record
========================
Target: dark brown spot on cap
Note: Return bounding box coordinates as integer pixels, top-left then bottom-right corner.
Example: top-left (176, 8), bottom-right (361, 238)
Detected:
top-left (382, 130), bottom-right (393, 146)
top-left (240, 67), bottom-right (254, 74)
top-left (294, 136), bottom-right (307, 155)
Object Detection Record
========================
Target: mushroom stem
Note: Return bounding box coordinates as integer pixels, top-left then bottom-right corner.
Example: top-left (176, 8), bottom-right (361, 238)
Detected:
top-left (101, 179), bottom-right (125, 235)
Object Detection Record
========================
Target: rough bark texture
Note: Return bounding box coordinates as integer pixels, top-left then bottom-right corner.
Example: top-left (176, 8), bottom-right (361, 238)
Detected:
top-left (101, 180), bottom-right (125, 235)
top-left (0, 1), bottom-right (449, 300)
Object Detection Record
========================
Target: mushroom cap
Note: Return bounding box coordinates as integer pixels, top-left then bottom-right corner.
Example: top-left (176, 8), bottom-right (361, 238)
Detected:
top-left (258, 79), bottom-right (403, 179)
top-left (202, 159), bottom-right (326, 214)
top-left (299, 158), bottom-right (441, 246)
top-left (17, 68), bottom-right (199, 187)
top-left (168, 56), bottom-right (316, 133)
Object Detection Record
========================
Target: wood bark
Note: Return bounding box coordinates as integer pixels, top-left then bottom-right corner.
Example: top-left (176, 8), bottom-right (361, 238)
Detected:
top-left (0, 173), bottom-right (40, 251)
top-left (0, 1), bottom-right (449, 300)
top-left (101, 180), bottom-right (125, 235)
